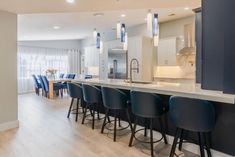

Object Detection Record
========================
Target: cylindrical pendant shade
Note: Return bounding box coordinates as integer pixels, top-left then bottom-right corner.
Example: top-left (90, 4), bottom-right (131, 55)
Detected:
top-left (96, 33), bottom-right (101, 49)
top-left (116, 22), bottom-right (121, 39)
top-left (121, 24), bottom-right (126, 43)
top-left (153, 14), bottom-right (159, 36)
top-left (153, 13), bottom-right (159, 47)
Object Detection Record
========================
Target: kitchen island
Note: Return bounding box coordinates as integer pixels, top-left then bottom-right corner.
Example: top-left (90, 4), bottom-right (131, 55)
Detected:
top-left (73, 78), bottom-right (235, 156)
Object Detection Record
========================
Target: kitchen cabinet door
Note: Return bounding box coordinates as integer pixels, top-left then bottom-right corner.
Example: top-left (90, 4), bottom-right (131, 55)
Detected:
top-left (84, 46), bottom-right (99, 67)
top-left (157, 37), bottom-right (177, 66)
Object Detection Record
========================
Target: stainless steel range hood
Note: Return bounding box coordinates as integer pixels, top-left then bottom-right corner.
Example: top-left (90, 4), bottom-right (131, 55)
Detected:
top-left (178, 24), bottom-right (196, 55)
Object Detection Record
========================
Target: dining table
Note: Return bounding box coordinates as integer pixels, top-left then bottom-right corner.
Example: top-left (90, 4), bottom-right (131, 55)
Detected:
top-left (48, 79), bottom-right (71, 99)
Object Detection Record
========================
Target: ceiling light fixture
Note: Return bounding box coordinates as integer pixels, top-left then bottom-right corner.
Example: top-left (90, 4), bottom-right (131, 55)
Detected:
top-left (66, 0), bottom-right (75, 4)
top-left (121, 14), bottom-right (126, 17)
top-left (53, 26), bottom-right (60, 30)
top-left (93, 13), bottom-right (104, 17)
top-left (184, 7), bottom-right (190, 10)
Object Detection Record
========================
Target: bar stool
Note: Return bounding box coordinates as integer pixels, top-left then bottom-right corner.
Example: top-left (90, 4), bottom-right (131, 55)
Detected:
top-left (129, 91), bottom-right (168, 157)
top-left (101, 87), bottom-right (132, 142)
top-left (67, 82), bottom-right (85, 122)
top-left (82, 84), bottom-right (102, 130)
top-left (169, 96), bottom-right (216, 157)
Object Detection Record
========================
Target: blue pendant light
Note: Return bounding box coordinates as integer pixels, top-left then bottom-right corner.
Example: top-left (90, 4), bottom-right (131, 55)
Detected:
top-left (96, 33), bottom-right (101, 49)
top-left (153, 13), bottom-right (159, 47)
top-left (121, 24), bottom-right (126, 43)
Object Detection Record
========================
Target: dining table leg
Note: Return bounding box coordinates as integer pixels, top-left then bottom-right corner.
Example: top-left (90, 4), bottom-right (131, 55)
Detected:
top-left (49, 80), bottom-right (54, 99)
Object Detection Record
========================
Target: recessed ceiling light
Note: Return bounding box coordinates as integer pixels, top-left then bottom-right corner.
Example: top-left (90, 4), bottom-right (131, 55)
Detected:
top-left (93, 13), bottom-right (104, 17)
top-left (184, 7), bottom-right (190, 10)
top-left (121, 14), bottom-right (126, 17)
top-left (53, 26), bottom-right (60, 30)
top-left (66, 0), bottom-right (75, 4)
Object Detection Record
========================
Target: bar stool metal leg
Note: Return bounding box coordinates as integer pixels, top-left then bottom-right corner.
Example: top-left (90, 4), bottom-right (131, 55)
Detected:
top-left (170, 128), bottom-right (181, 157)
top-left (129, 118), bottom-right (137, 147)
top-left (114, 112), bottom-right (117, 142)
top-left (150, 118), bottom-right (154, 157)
top-left (125, 108), bottom-right (133, 131)
top-left (92, 104), bottom-right (95, 130)
top-left (159, 117), bottom-right (168, 144)
top-left (204, 133), bottom-right (212, 157)
top-left (198, 132), bottom-right (205, 157)
top-left (178, 129), bottom-right (184, 151)
top-left (144, 118), bottom-right (148, 137)
top-left (75, 98), bottom-right (79, 122)
top-left (82, 104), bottom-right (88, 124)
top-left (67, 98), bottom-right (74, 118)
top-left (101, 109), bottom-right (109, 134)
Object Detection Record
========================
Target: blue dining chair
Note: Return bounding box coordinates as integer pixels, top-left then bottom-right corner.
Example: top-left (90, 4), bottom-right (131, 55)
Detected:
top-left (59, 74), bottom-right (64, 79)
top-left (38, 75), bottom-right (46, 97)
top-left (69, 74), bottom-right (76, 79)
top-left (85, 75), bottom-right (92, 79)
top-left (32, 75), bottom-right (41, 95)
top-left (41, 76), bottom-right (63, 98)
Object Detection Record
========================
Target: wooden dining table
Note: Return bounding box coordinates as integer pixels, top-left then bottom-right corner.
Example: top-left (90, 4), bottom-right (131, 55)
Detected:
top-left (48, 79), bottom-right (72, 99)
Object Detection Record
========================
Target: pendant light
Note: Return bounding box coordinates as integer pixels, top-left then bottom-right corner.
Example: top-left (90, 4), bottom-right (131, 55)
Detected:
top-left (153, 13), bottom-right (159, 47)
top-left (121, 23), bottom-right (126, 43)
top-left (147, 10), bottom-right (153, 37)
top-left (96, 33), bottom-right (101, 49)
top-left (116, 21), bottom-right (121, 39)
top-left (93, 28), bottom-right (97, 39)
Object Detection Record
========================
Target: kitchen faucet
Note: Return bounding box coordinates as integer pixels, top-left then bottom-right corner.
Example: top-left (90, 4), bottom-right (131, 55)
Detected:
top-left (130, 58), bottom-right (139, 83)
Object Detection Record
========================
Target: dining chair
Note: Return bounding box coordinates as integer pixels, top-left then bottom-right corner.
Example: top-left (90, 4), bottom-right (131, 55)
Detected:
top-left (41, 76), bottom-right (63, 98)
top-left (32, 74), bottom-right (42, 95)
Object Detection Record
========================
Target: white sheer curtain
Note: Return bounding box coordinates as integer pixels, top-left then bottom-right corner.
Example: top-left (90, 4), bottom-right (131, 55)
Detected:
top-left (17, 46), bottom-right (80, 94)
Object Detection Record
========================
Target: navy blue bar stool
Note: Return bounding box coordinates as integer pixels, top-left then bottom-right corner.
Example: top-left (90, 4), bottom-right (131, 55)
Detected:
top-left (67, 83), bottom-right (85, 122)
top-left (82, 84), bottom-right (102, 130)
top-left (169, 96), bottom-right (216, 157)
top-left (129, 91), bottom-right (168, 157)
top-left (101, 87), bottom-right (132, 142)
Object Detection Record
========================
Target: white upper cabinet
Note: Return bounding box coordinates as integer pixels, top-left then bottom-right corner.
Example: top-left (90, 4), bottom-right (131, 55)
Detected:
top-left (128, 36), bottom-right (154, 81)
top-left (157, 37), bottom-right (179, 66)
top-left (84, 46), bottom-right (99, 67)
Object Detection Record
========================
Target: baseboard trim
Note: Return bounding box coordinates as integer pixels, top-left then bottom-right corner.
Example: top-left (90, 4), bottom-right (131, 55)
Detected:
top-left (0, 120), bottom-right (19, 132)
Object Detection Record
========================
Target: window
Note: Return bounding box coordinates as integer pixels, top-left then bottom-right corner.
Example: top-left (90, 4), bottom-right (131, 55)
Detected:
top-left (18, 46), bottom-right (69, 93)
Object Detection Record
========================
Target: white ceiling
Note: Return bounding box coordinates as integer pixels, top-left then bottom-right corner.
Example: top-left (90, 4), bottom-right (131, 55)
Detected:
top-left (1, 0), bottom-right (200, 14)
top-left (15, 0), bottom-right (201, 41)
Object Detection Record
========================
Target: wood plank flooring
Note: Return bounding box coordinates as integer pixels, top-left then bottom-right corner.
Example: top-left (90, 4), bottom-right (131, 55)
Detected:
top-left (0, 93), bottom-right (198, 157)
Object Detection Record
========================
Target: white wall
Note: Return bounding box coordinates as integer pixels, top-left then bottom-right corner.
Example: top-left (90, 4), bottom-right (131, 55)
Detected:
top-left (159, 16), bottom-right (195, 39)
top-left (0, 10), bottom-right (18, 130)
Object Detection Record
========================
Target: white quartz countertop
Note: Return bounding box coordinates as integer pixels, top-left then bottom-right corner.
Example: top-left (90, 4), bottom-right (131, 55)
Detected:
top-left (73, 78), bottom-right (235, 104)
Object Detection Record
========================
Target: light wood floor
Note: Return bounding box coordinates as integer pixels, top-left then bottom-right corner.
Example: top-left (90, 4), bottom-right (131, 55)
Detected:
top-left (0, 93), bottom-right (198, 157)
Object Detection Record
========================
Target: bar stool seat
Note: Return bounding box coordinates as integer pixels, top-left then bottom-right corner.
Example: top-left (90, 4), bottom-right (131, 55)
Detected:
top-left (101, 87), bottom-right (132, 142)
top-left (169, 96), bottom-right (216, 157)
top-left (67, 82), bottom-right (85, 122)
top-left (81, 84), bottom-right (103, 130)
top-left (129, 91), bottom-right (168, 157)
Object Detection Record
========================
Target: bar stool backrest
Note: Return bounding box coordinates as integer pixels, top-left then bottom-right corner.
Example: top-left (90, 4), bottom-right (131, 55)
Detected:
top-left (82, 84), bottom-right (102, 104)
top-left (169, 96), bottom-right (216, 132)
top-left (101, 87), bottom-right (128, 110)
top-left (130, 91), bottom-right (164, 118)
top-left (67, 83), bottom-right (83, 99)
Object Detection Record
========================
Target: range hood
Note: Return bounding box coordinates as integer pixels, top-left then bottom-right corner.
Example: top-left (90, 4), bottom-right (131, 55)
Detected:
top-left (178, 24), bottom-right (196, 55)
